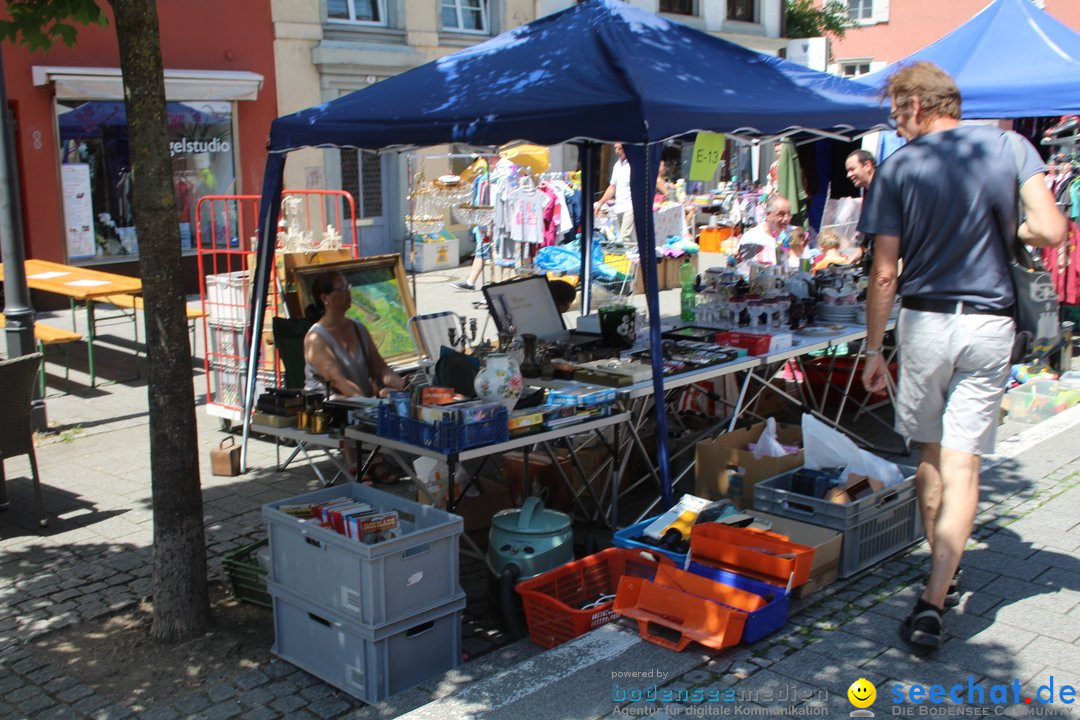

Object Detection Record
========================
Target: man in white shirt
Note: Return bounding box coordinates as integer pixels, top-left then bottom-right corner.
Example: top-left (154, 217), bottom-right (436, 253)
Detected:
top-left (737, 194), bottom-right (791, 267)
top-left (593, 143), bottom-right (635, 243)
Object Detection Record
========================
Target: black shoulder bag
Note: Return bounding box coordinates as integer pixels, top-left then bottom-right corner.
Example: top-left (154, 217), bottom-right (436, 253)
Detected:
top-left (1000, 131), bottom-right (1062, 363)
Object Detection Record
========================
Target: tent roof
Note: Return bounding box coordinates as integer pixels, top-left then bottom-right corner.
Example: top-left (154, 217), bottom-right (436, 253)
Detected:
top-left (855, 0), bottom-right (1080, 119)
top-left (268, 0), bottom-right (886, 152)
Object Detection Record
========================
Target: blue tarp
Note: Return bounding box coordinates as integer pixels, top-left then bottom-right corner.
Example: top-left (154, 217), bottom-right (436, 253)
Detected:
top-left (267, 0), bottom-right (885, 151)
top-left (855, 0), bottom-right (1080, 119)
top-left (246, 0), bottom-right (889, 505)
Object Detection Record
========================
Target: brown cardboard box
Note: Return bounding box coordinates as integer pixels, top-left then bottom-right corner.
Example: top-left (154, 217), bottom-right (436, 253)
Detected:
top-left (634, 257), bottom-right (667, 294)
top-left (663, 253), bottom-right (699, 291)
top-left (417, 476), bottom-right (514, 534)
top-left (745, 510), bottom-right (842, 600)
top-left (502, 449), bottom-right (574, 513)
top-left (694, 421), bottom-right (803, 508)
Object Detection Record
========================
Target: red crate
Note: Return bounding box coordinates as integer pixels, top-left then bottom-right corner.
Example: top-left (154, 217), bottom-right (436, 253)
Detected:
top-left (715, 331), bottom-right (771, 356)
top-left (804, 356), bottom-right (898, 406)
top-left (516, 548), bottom-right (664, 649)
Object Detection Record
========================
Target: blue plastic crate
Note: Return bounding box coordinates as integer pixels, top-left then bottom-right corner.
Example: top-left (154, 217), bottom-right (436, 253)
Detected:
top-left (377, 404), bottom-right (508, 453)
top-left (686, 561), bottom-right (789, 644)
top-left (613, 517), bottom-right (689, 566)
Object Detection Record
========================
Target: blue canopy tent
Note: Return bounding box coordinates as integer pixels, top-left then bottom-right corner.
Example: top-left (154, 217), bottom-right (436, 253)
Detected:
top-left (243, 0), bottom-right (887, 508)
top-left (855, 0), bottom-right (1080, 118)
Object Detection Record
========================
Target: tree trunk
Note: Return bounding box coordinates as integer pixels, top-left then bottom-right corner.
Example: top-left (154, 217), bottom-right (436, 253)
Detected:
top-left (110, 0), bottom-right (210, 641)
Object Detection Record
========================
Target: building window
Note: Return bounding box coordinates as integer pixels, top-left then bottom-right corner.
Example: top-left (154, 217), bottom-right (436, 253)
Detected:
top-left (340, 150), bottom-right (383, 220)
top-left (727, 0), bottom-right (757, 22)
top-left (660, 0), bottom-right (695, 16)
top-left (442, 0), bottom-right (488, 33)
top-left (847, 0), bottom-right (873, 21)
top-left (841, 61), bottom-right (871, 77)
top-left (56, 99), bottom-right (236, 261)
top-left (327, 0), bottom-right (385, 25)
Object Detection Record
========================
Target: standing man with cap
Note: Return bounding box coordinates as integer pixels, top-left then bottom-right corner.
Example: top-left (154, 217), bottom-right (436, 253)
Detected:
top-left (859, 62), bottom-right (1066, 649)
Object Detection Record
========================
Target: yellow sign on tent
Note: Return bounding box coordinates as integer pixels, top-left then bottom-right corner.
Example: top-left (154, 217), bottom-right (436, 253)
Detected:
top-left (688, 132), bottom-right (725, 182)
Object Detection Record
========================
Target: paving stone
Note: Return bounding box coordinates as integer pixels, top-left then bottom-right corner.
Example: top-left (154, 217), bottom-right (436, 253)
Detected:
top-left (266, 680), bottom-right (299, 698)
top-left (240, 707), bottom-right (279, 720)
top-left (201, 701), bottom-right (243, 720)
top-left (207, 683), bottom-right (237, 704)
top-left (680, 669), bottom-right (714, 686)
top-left (263, 661), bottom-right (295, 680)
top-left (43, 674), bottom-right (80, 693)
top-left (17, 689), bottom-right (55, 713)
top-left (0, 672), bottom-right (25, 693)
top-left (299, 684), bottom-right (336, 702)
top-left (139, 707), bottom-right (180, 720)
top-left (33, 706), bottom-right (83, 720)
top-left (73, 693), bottom-right (111, 715)
top-left (56, 683), bottom-right (94, 703)
top-left (306, 695), bottom-right (351, 719)
top-left (270, 695), bottom-right (308, 715)
top-left (238, 687), bottom-right (275, 708)
top-left (233, 668), bottom-right (270, 691)
top-left (89, 705), bottom-right (134, 720)
top-left (8, 684), bottom-right (42, 703)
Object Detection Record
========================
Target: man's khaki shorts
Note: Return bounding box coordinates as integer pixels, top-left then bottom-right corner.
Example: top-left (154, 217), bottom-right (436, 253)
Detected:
top-left (895, 307), bottom-right (1014, 456)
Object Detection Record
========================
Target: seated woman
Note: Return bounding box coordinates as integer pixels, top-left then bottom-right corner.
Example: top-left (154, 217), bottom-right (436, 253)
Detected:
top-left (303, 270), bottom-right (406, 481)
top-left (303, 269), bottom-right (406, 398)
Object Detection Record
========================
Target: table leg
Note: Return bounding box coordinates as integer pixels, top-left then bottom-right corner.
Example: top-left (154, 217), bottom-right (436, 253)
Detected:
top-left (85, 301), bottom-right (96, 388)
top-left (610, 422), bottom-right (621, 528)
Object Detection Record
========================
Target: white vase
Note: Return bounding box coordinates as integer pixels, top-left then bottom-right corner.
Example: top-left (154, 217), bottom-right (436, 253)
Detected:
top-left (474, 353), bottom-right (523, 411)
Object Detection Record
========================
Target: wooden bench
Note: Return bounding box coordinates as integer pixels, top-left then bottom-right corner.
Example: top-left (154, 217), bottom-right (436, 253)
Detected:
top-left (92, 293), bottom-right (206, 350)
top-left (0, 315), bottom-right (83, 394)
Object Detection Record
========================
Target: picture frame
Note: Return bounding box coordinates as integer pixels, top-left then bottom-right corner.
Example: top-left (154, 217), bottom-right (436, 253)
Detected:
top-left (293, 254), bottom-right (419, 364)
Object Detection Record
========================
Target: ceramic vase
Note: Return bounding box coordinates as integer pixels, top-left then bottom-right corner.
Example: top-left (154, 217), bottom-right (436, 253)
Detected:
top-left (474, 353), bottom-right (523, 411)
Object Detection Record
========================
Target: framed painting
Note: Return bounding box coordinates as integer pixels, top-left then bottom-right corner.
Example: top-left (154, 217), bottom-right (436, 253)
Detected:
top-left (293, 254), bottom-right (418, 364)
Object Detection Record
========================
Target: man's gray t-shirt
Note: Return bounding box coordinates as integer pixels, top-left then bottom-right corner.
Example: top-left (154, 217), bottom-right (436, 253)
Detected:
top-left (858, 125), bottom-right (1045, 310)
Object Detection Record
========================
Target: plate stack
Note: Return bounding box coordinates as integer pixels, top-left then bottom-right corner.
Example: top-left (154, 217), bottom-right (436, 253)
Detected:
top-left (816, 303), bottom-right (858, 324)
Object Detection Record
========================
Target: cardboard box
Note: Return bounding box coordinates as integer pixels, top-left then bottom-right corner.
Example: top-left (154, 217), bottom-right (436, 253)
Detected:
top-left (407, 234), bottom-right (459, 272)
top-left (694, 421), bottom-right (803, 508)
top-left (663, 253), bottom-right (699, 291)
top-left (634, 257), bottom-right (666, 294)
top-left (744, 510), bottom-right (843, 600)
top-left (417, 475), bottom-right (513, 534)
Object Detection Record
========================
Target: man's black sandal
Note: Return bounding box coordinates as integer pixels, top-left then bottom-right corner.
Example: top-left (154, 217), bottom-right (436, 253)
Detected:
top-left (900, 604), bottom-right (944, 649)
top-left (923, 568), bottom-right (962, 607)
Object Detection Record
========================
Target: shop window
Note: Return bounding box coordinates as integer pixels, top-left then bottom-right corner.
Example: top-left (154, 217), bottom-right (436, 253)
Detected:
top-left (56, 99), bottom-right (236, 262)
top-left (660, 0), bottom-right (696, 16)
top-left (327, 0), bottom-right (385, 25)
top-left (727, 0), bottom-right (757, 22)
top-left (340, 150), bottom-right (383, 220)
top-left (442, 0), bottom-right (488, 33)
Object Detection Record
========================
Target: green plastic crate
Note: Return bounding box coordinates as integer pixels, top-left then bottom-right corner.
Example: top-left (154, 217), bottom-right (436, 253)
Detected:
top-left (223, 539), bottom-right (272, 607)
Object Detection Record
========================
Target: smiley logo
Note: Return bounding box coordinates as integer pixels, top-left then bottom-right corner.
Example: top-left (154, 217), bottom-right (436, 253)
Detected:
top-left (848, 678), bottom-right (877, 709)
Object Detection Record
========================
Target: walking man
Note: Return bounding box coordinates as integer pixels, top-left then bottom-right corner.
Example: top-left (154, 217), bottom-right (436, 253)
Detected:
top-left (859, 62), bottom-right (1065, 649)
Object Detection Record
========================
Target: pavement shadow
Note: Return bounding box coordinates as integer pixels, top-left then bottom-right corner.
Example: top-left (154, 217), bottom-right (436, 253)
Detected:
top-left (0, 479), bottom-right (129, 541)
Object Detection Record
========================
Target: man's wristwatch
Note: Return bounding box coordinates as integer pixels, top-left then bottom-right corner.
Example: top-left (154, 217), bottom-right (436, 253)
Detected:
top-left (865, 347), bottom-right (883, 357)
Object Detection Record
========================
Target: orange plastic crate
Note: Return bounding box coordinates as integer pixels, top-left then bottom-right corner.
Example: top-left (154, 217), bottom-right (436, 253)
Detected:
top-left (697, 226), bottom-right (732, 252)
top-left (516, 548), bottom-right (663, 649)
top-left (689, 523), bottom-right (815, 588)
top-left (613, 565), bottom-right (766, 652)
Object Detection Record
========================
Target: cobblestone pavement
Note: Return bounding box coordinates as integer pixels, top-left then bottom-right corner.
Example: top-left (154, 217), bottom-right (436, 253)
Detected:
top-left (2, 298), bottom-right (1079, 719)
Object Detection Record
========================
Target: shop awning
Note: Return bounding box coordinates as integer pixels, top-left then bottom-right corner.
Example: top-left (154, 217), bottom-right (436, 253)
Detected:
top-left (32, 66), bottom-right (264, 102)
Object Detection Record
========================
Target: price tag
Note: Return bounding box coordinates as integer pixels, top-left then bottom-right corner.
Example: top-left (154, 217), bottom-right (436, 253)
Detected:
top-left (688, 132), bottom-right (725, 182)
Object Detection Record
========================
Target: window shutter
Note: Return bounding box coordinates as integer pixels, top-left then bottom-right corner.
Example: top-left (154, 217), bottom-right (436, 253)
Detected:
top-left (871, 0), bottom-right (889, 24)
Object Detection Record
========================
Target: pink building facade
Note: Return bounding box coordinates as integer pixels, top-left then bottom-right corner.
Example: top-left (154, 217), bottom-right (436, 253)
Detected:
top-left (828, 0), bottom-right (1080, 78)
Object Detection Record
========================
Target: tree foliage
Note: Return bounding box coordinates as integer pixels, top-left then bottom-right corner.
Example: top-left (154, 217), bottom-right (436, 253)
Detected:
top-left (786, 0), bottom-right (852, 39)
top-left (0, 0), bottom-right (107, 50)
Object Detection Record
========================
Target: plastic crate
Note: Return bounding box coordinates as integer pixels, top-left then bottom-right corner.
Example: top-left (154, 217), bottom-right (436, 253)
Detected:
top-left (685, 562), bottom-right (788, 644)
top-left (753, 468), bottom-right (923, 578)
top-left (222, 539), bottom-right (271, 608)
top-left (515, 548), bottom-right (663, 649)
top-left (612, 518), bottom-right (688, 566)
top-left (376, 404), bottom-right (508, 453)
top-left (205, 270), bottom-right (249, 327)
top-left (262, 483), bottom-right (463, 626)
top-left (613, 564), bottom-right (763, 652)
top-left (270, 584), bottom-right (463, 703)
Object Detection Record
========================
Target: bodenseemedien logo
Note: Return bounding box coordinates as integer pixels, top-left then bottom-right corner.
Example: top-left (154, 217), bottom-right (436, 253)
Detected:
top-left (849, 678), bottom-right (878, 717)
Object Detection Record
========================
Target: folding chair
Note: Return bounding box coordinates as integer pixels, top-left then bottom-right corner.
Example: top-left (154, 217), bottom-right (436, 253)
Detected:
top-left (266, 317), bottom-right (350, 486)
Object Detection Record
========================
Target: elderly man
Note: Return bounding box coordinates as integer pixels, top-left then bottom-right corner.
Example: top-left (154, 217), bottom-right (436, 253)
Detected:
top-left (859, 62), bottom-right (1065, 650)
top-left (845, 149), bottom-right (876, 191)
top-left (737, 194), bottom-right (791, 267)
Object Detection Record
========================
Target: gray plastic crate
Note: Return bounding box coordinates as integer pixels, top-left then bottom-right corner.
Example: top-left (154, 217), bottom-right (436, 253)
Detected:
top-left (270, 583), bottom-right (464, 703)
top-left (752, 466), bottom-right (924, 578)
top-left (262, 483), bottom-right (463, 627)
